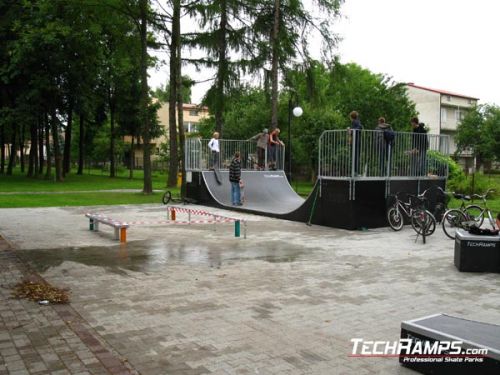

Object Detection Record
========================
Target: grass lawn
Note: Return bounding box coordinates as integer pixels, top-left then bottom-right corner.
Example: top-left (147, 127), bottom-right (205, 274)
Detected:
top-left (0, 192), bottom-right (166, 208)
top-left (1, 166), bottom-right (499, 214)
top-left (0, 168), bottom-right (170, 192)
top-left (0, 167), bottom-right (180, 208)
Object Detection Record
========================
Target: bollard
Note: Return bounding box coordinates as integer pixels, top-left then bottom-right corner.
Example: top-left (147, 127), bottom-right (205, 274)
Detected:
top-left (243, 220), bottom-right (247, 239)
top-left (89, 218), bottom-right (94, 231)
top-left (235, 220), bottom-right (241, 237)
top-left (171, 208), bottom-right (176, 221)
top-left (120, 227), bottom-right (127, 243)
top-left (213, 215), bottom-right (217, 231)
top-left (188, 211), bottom-right (191, 225)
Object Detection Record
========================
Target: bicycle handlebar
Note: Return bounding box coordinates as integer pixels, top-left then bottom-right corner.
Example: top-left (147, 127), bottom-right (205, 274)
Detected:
top-left (472, 189), bottom-right (496, 201)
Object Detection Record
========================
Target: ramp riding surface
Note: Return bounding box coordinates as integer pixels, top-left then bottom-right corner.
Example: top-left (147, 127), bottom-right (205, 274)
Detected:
top-left (202, 171), bottom-right (306, 214)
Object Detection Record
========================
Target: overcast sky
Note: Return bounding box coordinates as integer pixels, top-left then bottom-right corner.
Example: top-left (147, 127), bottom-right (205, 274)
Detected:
top-left (149, 0), bottom-right (500, 105)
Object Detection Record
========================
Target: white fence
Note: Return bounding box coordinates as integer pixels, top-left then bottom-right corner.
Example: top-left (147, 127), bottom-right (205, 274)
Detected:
top-left (186, 138), bottom-right (285, 171)
top-left (318, 129), bottom-right (450, 180)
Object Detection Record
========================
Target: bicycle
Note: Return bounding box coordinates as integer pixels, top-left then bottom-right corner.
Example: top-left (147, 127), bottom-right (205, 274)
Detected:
top-left (387, 189), bottom-right (436, 240)
top-left (441, 189), bottom-right (495, 239)
top-left (162, 190), bottom-right (196, 205)
top-left (469, 189), bottom-right (496, 227)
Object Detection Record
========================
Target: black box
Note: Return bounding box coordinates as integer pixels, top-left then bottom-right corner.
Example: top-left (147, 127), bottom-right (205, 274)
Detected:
top-left (454, 229), bottom-right (500, 272)
top-left (400, 314), bottom-right (500, 374)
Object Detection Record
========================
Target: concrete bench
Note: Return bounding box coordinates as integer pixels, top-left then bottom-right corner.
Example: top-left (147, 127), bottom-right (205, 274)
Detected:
top-left (85, 213), bottom-right (128, 243)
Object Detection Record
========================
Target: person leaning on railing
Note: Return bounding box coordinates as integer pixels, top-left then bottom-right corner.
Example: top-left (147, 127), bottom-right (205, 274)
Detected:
top-left (410, 117), bottom-right (429, 176)
top-left (208, 132), bottom-right (220, 169)
top-left (348, 111), bottom-right (363, 176)
top-left (248, 129), bottom-right (269, 170)
top-left (375, 117), bottom-right (394, 176)
top-left (268, 128), bottom-right (284, 171)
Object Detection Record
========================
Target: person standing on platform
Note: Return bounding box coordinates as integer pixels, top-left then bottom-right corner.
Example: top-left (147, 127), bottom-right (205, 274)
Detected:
top-left (375, 117), bottom-right (394, 176)
top-left (348, 111), bottom-right (363, 176)
top-left (268, 128), bottom-right (284, 170)
top-left (410, 117), bottom-right (428, 176)
top-left (249, 129), bottom-right (269, 170)
top-left (208, 132), bottom-right (220, 169)
top-left (229, 151), bottom-right (242, 206)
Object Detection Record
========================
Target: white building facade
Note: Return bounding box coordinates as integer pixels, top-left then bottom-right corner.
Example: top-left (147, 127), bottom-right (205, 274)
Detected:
top-left (405, 83), bottom-right (478, 169)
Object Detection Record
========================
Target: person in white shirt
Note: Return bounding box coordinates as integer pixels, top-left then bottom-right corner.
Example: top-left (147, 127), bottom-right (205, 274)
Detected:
top-left (208, 132), bottom-right (220, 169)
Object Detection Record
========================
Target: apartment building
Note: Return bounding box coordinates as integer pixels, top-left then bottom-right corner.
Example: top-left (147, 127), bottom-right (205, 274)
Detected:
top-left (405, 83), bottom-right (479, 168)
top-left (126, 103), bottom-right (209, 168)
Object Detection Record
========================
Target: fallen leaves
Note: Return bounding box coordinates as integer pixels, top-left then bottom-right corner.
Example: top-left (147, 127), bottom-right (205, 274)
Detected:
top-left (12, 280), bottom-right (70, 304)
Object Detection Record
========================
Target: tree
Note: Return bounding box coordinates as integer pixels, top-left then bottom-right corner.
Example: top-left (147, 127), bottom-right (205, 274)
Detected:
top-left (456, 105), bottom-right (500, 169)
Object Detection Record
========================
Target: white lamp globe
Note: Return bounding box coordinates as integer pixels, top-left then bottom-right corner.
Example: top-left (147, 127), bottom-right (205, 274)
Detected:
top-left (292, 106), bottom-right (303, 117)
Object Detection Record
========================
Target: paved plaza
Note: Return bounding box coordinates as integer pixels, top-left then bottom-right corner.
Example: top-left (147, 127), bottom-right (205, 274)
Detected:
top-left (1, 204), bottom-right (499, 374)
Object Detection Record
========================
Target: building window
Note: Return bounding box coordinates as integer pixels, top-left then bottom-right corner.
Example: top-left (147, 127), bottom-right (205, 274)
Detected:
top-left (189, 110), bottom-right (199, 116)
top-left (441, 108), bottom-right (447, 123)
top-left (183, 122), bottom-right (199, 133)
top-left (455, 110), bottom-right (464, 121)
top-left (468, 99), bottom-right (474, 104)
top-left (446, 95), bottom-right (451, 101)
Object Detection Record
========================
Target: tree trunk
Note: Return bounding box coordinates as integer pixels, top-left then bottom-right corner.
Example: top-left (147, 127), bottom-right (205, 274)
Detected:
top-left (214, 0), bottom-right (228, 136)
top-left (7, 125), bottom-right (17, 175)
top-left (63, 101), bottom-right (73, 176)
top-left (19, 124), bottom-right (25, 173)
top-left (77, 113), bottom-right (84, 175)
top-left (167, 0), bottom-right (180, 188)
top-left (0, 124), bottom-right (5, 174)
top-left (139, 0), bottom-right (152, 194)
top-left (50, 109), bottom-right (63, 182)
top-left (176, 16), bottom-right (186, 197)
top-left (38, 118), bottom-right (44, 175)
top-left (270, 0), bottom-right (280, 129)
top-left (45, 113), bottom-right (52, 179)
top-left (27, 120), bottom-right (39, 177)
top-left (129, 135), bottom-right (135, 179)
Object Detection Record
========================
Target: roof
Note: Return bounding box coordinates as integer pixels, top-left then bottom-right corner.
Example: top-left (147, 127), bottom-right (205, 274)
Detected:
top-left (406, 83), bottom-right (479, 100)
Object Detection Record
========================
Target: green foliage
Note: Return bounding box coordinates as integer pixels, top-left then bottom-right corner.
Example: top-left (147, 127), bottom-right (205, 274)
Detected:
top-left (456, 104), bottom-right (500, 166)
top-left (152, 76), bottom-right (194, 104)
top-left (200, 61), bottom-right (417, 174)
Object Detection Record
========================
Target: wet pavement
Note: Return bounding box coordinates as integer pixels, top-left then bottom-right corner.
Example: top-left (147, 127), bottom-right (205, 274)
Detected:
top-left (1, 204), bottom-right (500, 374)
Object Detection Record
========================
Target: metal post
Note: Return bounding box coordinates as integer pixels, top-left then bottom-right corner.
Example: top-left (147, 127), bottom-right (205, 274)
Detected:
top-left (235, 220), bottom-right (241, 237)
top-left (287, 98), bottom-right (291, 181)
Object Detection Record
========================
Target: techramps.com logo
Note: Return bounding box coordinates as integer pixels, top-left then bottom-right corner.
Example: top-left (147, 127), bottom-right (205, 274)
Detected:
top-left (348, 338), bottom-right (487, 363)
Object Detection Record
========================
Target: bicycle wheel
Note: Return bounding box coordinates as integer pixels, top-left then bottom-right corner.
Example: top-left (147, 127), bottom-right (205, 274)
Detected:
top-left (387, 207), bottom-right (404, 231)
top-left (465, 205), bottom-right (484, 226)
top-left (442, 209), bottom-right (467, 239)
top-left (162, 191), bottom-right (172, 205)
top-left (411, 209), bottom-right (436, 236)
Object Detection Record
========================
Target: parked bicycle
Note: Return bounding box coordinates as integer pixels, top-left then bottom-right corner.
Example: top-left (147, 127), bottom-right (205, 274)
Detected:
top-left (387, 189), bottom-right (436, 240)
top-left (441, 189), bottom-right (496, 239)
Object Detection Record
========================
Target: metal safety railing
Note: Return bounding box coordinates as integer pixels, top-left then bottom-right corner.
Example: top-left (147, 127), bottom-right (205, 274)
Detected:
top-left (185, 138), bottom-right (285, 171)
top-left (318, 129), bottom-right (450, 180)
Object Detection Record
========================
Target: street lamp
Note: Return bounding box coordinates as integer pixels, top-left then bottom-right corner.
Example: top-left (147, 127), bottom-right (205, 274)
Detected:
top-left (287, 93), bottom-right (302, 183)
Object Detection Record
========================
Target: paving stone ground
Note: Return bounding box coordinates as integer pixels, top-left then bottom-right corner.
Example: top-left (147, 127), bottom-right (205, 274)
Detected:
top-left (0, 204), bottom-right (499, 374)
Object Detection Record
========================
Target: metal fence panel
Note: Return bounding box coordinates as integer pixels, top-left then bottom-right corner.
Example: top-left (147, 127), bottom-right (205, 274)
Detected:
top-left (185, 138), bottom-right (285, 171)
top-left (318, 129), bottom-right (450, 179)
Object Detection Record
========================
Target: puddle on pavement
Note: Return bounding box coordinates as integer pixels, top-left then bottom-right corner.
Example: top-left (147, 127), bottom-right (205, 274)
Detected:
top-left (17, 238), bottom-right (305, 275)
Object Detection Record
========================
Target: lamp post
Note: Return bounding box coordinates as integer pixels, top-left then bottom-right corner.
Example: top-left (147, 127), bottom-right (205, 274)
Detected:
top-left (287, 93), bottom-right (302, 182)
